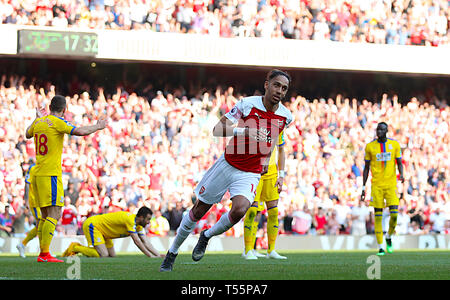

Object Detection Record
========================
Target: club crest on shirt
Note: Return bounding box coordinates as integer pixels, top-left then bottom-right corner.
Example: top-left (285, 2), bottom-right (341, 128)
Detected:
top-left (199, 186), bottom-right (206, 195)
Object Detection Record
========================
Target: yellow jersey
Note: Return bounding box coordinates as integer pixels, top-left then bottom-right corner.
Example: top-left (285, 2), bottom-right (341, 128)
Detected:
top-left (263, 129), bottom-right (285, 179)
top-left (87, 211), bottom-right (145, 240)
top-left (364, 138), bottom-right (402, 187)
top-left (25, 163), bottom-right (38, 209)
top-left (24, 163), bottom-right (35, 185)
top-left (26, 115), bottom-right (76, 176)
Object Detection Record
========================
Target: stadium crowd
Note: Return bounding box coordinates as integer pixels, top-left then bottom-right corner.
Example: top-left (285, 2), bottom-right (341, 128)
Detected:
top-left (0, 72), bottom-right (449, 242)
top-left (0, 0), bottom-right (449, 46)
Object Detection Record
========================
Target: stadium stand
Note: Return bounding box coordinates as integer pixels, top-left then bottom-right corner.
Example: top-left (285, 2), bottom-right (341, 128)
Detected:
top-left (0, 69), bottom-right (448, 239)
top-left (0, 0), bottom-right (448, 46)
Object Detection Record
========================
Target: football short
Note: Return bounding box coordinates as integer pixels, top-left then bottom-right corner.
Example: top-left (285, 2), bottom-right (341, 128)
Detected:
top-left (194, 154), bottom-right (261, 205)
top-left (30, 206), bottom-right (42, 221)
top-left (254, 176), bottom-right (279, 213)
top-left (370, 185), bottom-right (399, 209)
top-left (32, 175), bottom-right (65, 208)
top-left (255, 199), bottom-right (265, 212)
top-left (83, 219), bottom-right (114, 248)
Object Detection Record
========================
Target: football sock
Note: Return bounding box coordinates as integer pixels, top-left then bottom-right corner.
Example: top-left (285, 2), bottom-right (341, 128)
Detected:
top-left (374, 212), bottom-right (383, 247)
top-left (22, 226), bottom-right (37, 246)
top-left (243, 206), bottom-right (258, 253)
top-left (37, 218), bottom-right (45, 252)
top-left (205, 212), bottom-right (233, 238)
top-left (251, 215), bottom-right (259, 250)
top-left (73, 244), bottom-right (100, 257)
top-left (168, 210), bottom-right (197, 254)
top-left (40, 217), bottom-right (57, 254)
top-left (388, 208), bottom-right (398, 237)
top-left (267, 206), bottom-right (279, 253)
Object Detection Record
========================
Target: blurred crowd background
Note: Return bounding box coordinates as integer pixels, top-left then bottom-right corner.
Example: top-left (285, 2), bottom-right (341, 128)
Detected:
top-left (0, 0), bottom-right (449, 46)
top-left (0, 69), bottom-right (448, 245)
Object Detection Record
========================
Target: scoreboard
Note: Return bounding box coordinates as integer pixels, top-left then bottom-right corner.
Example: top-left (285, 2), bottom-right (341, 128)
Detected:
top-left (18, 29), bottom-right (98, 57)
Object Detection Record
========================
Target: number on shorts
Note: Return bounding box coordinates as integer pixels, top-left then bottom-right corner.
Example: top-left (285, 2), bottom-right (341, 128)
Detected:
top-left (251, 184), bottom-right (257, 196)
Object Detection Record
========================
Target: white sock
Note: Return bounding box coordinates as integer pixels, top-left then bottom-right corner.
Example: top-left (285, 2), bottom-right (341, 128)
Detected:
top-left (204, 212), bottom-right (234, 238)
top-left (168, 211), bottom-right (197, 254)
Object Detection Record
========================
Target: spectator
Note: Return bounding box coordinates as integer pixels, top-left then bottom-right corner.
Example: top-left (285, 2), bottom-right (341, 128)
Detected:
top-left (292, 204), bottom-right (312, 235)
top-left (351, 200), bottom-right (370, 235)
top-left (163, 200), bottom-right (186, 235)
top-left (0, 71), bottom-right (448, 238)
top-left (409, 208), bottom-right (427, 230)
top-left (60, 197), bottom-right (78, 235)
top-left (408, 221), bottom-right (424, 235)
top-left (333, 199), bottom-right (352, 234)
top-left (64, 182), bottom-right (79, 206)
top-left (326, 211), bottom-right (340, 235)
top-left (281, 204), bottom-right (294, 234)
top-left (313, 206), bottom-right (327, 235)
top-left (0, 205), bottom-right (13, 237)
top-left (429, 208), bottom-right (447, 234)
top-left (12, 206), bottom-right (31, 238)
top-left (148, 210), bottom-right (170, 237)
top-left (396, 207), bottom-right (411, 235)
top-left (0, 0), bottom-right (448, 47)
top-left (443, 220), bottom-right (450, 235)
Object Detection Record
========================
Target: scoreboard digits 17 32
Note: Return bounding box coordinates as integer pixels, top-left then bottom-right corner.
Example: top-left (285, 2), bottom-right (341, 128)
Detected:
top-left (18, 29), bottom-right (98, 57)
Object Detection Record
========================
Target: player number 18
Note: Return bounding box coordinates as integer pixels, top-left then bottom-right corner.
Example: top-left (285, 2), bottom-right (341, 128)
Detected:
top-left (35, 133), bottom-right (48, 155)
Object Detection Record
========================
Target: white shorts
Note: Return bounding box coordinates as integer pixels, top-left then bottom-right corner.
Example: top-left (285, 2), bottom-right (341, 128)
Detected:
top-left (194, 154), bottom-right (261, 205)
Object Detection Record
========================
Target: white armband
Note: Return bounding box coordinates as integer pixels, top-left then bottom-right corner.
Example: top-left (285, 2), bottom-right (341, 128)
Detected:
top-left (278, 170), bottom-right (285, 177)
top-left (233, 127), bottom-right (246, 136)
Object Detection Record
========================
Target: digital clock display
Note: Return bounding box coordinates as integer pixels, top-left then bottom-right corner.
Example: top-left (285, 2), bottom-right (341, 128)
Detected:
top-left (18, 29), bottom-right (98, 57)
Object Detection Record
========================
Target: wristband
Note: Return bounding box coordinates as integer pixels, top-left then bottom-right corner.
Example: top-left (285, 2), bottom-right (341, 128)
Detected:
top-left (233, 127), bottom-right (246, 136)
top-left (362, 186), bottom-right (366, 191)
top-left (278, 170), bottom-right (285, 177)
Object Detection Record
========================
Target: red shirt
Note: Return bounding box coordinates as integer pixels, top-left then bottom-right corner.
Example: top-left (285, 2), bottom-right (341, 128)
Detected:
top-left (224, 96), bottom-right (293, 173)
top-left (61, 206), bottom-right (77, 225)
top-left (315, 215), bottom-right (327, 230)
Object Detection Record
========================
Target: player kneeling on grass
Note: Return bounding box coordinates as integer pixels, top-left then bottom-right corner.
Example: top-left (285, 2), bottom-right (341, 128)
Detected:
top-left (62, 206), bottom-right (164, 258)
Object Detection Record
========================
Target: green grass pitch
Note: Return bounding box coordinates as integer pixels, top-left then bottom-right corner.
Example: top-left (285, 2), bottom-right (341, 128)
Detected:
top-left (1, 250), bottom-right (448, 280)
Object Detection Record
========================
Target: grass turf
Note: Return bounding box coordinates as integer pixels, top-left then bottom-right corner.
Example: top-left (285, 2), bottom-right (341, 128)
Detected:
top-left (1, 249), bottom-right (449, 280)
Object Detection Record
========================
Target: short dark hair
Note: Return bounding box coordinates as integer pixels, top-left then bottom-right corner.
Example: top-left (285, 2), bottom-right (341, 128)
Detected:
top-left (378, 122), bottom-right (388, 129)
top-left (49, 95), bottom-right (66, 113)
top-left (266, 69), bottom-right (291, 85)
top-left (137, 206), bottom-right (153, 218)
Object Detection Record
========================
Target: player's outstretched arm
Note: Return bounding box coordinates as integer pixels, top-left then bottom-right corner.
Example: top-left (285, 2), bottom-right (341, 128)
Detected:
top-left (139, 235), bottom-right (165, 257)
top-left (130, 233), bottom-right (154, 257)
top-left (72, 116), bottom-right (107, 136)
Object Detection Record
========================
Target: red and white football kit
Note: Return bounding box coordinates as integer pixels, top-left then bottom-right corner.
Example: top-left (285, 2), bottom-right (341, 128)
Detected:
top-left (194, 96), bottom-right (293, 204)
